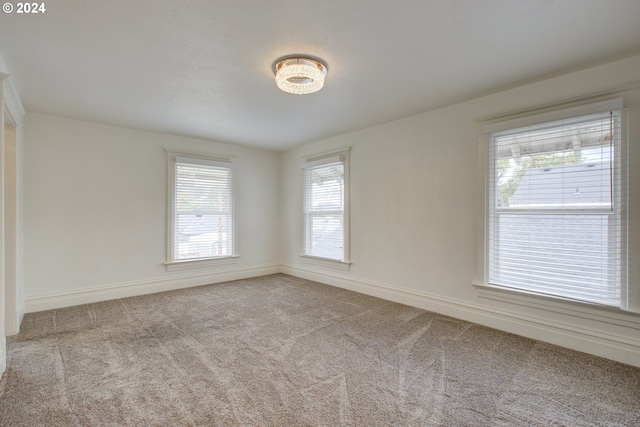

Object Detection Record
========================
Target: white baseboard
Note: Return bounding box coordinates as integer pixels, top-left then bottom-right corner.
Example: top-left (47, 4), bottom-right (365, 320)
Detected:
top-left (20, 263), bottom-right (640, 368)
top-left (0, 336), bottom-right (6, 376)
top-left (25, 264), bottom-right (280, 313)
top-left (281, 265), bottom-right (640, 368)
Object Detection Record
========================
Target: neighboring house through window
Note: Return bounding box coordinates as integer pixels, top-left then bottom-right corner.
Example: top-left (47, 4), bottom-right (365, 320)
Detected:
top-left (166, 152), bottom-right (235, 270)
top-left (302, 150), bottom-right (350, 264)
top-left (485, 98), bottom-right (625, 307)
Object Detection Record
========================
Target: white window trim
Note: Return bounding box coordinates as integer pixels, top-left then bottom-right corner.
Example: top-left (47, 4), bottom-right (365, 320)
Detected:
top-left (477, 98), bottom-right (632, 311)
top-left (483, 98), bottom-right (624, 134)
top-left (300, 254), bottom-right (352, 270)
top-left (165, 151), bottom-right (238, 271)
top-left (300, 148), bottom-right (351, 269)
top-left (164, 255), bottom-right (240, 272)
top-left (472, 282), bottom-right (640, 331)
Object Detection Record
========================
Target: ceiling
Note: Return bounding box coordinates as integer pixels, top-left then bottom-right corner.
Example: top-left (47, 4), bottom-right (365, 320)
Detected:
top-left (1, 0), bottom-right (640, 151)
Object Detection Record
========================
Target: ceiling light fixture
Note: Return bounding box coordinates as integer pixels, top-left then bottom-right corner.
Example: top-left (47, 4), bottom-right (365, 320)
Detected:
top-left (274, 57), bottom-right (328, 95)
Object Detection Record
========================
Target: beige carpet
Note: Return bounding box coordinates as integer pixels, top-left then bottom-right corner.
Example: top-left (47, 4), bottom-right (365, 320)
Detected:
top-left (1, 274), bottom-right (639, 426)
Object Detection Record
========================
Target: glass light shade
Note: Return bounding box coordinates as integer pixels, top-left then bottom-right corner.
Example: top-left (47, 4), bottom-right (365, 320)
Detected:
top-left (275, 57), bottom-right (327, 95)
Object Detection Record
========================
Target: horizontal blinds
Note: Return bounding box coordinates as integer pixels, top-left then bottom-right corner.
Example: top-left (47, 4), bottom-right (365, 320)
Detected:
top-left (488, 106), bottom-right (622, 306)
top-left (303, 160), bottom-right (344, 260)
top-left (174, 160), bottom-right (233, 260)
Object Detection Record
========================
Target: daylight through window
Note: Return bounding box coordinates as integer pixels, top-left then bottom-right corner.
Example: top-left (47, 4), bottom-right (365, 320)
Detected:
top-left (170, 156), bottom-right (234, 262)
top-left (487, 100), bottom-right (625, 306)
top-left (302, 153), bottom-right (348, 261)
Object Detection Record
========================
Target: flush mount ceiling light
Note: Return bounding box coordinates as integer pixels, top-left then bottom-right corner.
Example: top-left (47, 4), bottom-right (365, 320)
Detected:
top-left (274, 57), bottom-right (328, 95)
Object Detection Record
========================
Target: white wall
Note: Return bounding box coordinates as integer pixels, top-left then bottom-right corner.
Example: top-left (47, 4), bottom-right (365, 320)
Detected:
top-left (281, 54), bottom-right (640, 367)
top-left (24, 114), bottom-right (280, 310)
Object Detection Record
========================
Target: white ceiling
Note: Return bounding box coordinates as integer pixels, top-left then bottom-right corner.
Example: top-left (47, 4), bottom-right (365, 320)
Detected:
top-left (1, 0), bottom-right (639, 151)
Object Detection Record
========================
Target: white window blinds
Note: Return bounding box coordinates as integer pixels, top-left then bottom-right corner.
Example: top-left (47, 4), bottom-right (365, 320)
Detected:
top-left (172, 156), bottom-right (233, 261)
top-left (487, 99), bottom-right (624, 307)
top-left (303, 155), bottom-right (346, 261)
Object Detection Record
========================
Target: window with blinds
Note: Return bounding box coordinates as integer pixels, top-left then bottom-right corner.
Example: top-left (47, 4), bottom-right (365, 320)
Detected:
top-left (170, 156), bottom-right (234, 262)
top-left (487, 99), bottom-right (625, 307)
top-left (302, 153), bottom-right (348, 261)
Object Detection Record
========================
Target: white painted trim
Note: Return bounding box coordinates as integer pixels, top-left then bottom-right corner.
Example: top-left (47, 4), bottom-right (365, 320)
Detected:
top-left (0, 336), bottom-right (5, 375)
top-left (2, 75), bottom-right (25, 118)
top-left (281, 265), bottom-right (640, 367)
top-left (0, 79), bottom-right (7, 378)
top-left (483, 97), bottom-right (623, 134)
top-left (164, 149), bottom-right (238, 164)
top-left (164, 255), bottom-right (239, 271)
top-left (474, 283), bottom-right (640, 322)
top-left (175, 156), bottom-right (236, 169)
top-left (1, 73), bottom-right (24, 339)
top-left (25, 263), bottom-right (280, 313)
top-left (301, 147), bottom-right (352, 163)
top-left (299, 155), bottom-right (342, 169)
top-left (300, 254), bottom-right (351, 270)
top-left (475, 81), bottom-right (640, 125)
top-left (3, 120), bottom-right (18, 336)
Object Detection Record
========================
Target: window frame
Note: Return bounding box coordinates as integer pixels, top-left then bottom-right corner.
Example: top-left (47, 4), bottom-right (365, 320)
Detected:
top-left (300, 149), bottom-right (351, 268)
top-left (481, 98), bottom-right (628, 308)
top-left (165, 151), bottom-right (238, 271)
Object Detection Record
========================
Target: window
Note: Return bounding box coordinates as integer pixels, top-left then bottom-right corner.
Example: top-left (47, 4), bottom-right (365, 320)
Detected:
top-left (302, 150), bottom-right (350, 263)
top-left (167, 153), bottom-right (235, 267)
top-left (486, 99), bottom-right (625, 307)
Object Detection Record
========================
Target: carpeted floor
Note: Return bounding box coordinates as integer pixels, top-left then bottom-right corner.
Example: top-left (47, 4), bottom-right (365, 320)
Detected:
top-left (0, 274), bottom-right (639, 426)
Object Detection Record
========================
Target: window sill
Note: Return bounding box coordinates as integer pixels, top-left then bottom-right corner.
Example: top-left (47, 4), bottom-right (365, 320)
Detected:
top-left (473, 282), bottom-right (640, 327)
top-left (300, 254), bottom-right (351, 271)
top-left (164, 255), bottom-right (239, 272)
